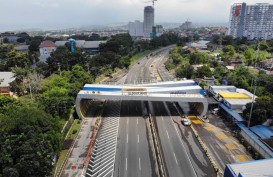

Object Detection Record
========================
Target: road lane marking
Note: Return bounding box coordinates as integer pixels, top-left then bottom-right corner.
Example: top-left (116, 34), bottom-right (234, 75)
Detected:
top-left (138, 134), bottom-right (139, 143)
top-left (137, 118), bottom-right (138, 125)
top-left (127, 119), bottom-right (129, 125)
top-left (139, 158), bottom-right (141, 170)
top-left (173, 152), bottom-right (178, 164)
top-left (165, 130), bottom-right (170, 139)
top-left (173, 120), bottom-right (198, 177)
top-left (203, 126), bottom-right (215, 131)
top-left (216, 133), bottom-right (227, 139)
top-left (225, 143), bottom-right (238, 150)
top-left (126, 157), bottom-right (127, 171)
top-left (235, 155), bottom-right (249, 162)
top-left (127, 134), bottom-right (128, 143)
top-left (161, 117), bottom-right (163, 120)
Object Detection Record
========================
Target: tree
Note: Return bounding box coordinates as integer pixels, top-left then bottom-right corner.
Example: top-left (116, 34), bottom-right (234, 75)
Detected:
top-left (175, 65), bottom-right (194, 79)
top-left (243, 96), bottom-right (273, 126)
top-left (227, 66), bottom-right (254, 90)
top-left (6, 51), bottom-right (30, 69)
top-left (243, 48), bottom-right (255, 65)
top-left (189, 52), bottom-right (209, 65)
top-left (0, 101), bottom-right (62, 177)
top-left (222, 45), bottom-right (235, 58)
top-left (214, 66), bottom-right (229, 80)
top-left (195, 65), bottom-right (212, 78)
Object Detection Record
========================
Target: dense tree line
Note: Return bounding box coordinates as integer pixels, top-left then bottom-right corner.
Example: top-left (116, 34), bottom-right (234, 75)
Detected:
top-left (0, 95), bottom-right (63, 177)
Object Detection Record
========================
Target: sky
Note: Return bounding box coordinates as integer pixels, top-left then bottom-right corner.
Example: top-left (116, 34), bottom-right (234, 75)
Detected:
top-left (0, 0), bottom-right (272, 31)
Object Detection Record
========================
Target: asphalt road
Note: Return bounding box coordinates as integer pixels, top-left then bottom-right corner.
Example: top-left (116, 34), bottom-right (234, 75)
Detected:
top-left (113, 45), bottom-right (216, 177)
top-left (113, 48), bottom-right (173, 177)
top-left (150, 101), bottom-right (197, 177)
top-left (114, 100), bottom-right (155, 177)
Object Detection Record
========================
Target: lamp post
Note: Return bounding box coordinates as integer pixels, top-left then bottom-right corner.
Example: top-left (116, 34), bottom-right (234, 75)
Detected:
top-left (247, 39), bottom-right (261, 128)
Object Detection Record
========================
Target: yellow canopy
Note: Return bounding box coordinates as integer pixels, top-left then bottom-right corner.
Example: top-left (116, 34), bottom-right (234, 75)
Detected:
top-left (219, 92), bottom-right (251, 99)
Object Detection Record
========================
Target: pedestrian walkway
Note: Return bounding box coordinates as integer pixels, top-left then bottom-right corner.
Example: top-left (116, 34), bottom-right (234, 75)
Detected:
top-left (86, 101), bottom-right (121, 177)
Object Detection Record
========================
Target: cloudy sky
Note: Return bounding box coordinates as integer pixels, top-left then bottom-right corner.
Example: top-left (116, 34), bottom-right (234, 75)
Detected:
top-left (0, 0), bottom-right (272, 31)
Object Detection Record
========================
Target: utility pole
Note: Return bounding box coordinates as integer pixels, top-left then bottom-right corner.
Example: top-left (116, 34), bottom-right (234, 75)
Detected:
top-left (57, 63), bottom-right (61, 76)
top-left (247, 39), bottom-right (261, 128)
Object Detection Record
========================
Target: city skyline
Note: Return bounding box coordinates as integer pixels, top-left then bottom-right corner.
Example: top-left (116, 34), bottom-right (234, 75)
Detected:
top-left (0, 0), bottom-right (273, 31)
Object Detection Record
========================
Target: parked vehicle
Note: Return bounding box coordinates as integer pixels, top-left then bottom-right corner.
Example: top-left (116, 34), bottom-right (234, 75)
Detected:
top-left (212, 108), bottom-right (219, 115)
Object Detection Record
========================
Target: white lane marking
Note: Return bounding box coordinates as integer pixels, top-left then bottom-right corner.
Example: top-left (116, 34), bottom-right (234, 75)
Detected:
top-left (173, 120), bottom-right (197, 177)
top-left (127, 134), bottom-right (128, 144)
top-left (161, 117), bottom-right (163, 120)
top-left (137, 118), bottom-right (138, 125)
top-left (139, 157), bottom-right (141, 170)
top-left (138, 134), bottom-right (139, 143)
top-left (127, 119), bottom-right (129, 125)
top-left (126, 157), bottom-right (127, 171)
top-left (166, 130), bottom-right (170, 139)
top-left (173, 152), bottom-right (178, 165)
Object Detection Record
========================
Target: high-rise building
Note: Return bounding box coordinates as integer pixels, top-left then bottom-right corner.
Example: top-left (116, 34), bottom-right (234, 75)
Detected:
top-left (228, 3), bottom-right (273, 40)
top-left (144, 6), bottom-right (154, 38)
top-left (128, 20), bottom-right (144, 37)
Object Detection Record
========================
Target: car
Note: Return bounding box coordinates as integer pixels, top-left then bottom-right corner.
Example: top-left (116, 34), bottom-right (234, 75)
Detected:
top-left (181, 118), bottom-right (191, 126)
top-left (212, 108), bottom-right (219, 115)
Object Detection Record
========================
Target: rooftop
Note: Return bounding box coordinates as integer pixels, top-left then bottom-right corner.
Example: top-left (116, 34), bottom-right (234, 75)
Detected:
top-left (219, 92), bottom-right (251, 99)
top-left (0, 72), bottom-right (15, 86)
top-left (39, 40), bottom-right (56, 48)
top-left (226, 158), bottom-right (273, 177)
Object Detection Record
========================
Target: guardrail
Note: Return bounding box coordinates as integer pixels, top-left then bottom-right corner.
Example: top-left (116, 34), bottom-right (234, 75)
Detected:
top-left (148, 112), bottom-right (168, 177)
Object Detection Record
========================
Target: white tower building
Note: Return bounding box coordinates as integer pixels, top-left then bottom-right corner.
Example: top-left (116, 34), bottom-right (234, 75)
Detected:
top-left (228, 3), bottom-right (273, 40)
top-left (144, 6), bottom-right (154, 38)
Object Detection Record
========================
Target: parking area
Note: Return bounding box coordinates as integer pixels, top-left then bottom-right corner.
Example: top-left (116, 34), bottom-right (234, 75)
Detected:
top-left (85, 101), bottom-right (121, 177)
top-left (190, 112), bottom-right (253, 173)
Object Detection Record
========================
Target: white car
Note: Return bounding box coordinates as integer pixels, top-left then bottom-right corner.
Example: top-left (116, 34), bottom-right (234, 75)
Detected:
top-left (212, 108), bottom-right (219, 115)
top-left (181, 118), bottom-right (191, 126)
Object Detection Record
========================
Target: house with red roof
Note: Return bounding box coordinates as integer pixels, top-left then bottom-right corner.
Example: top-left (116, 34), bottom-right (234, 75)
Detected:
top-left (39, 40), bottom-right (56, 62)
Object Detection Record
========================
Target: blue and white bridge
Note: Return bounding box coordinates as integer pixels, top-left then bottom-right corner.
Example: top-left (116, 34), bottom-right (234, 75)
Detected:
top-left (76, 80), bottom-right (208, 118)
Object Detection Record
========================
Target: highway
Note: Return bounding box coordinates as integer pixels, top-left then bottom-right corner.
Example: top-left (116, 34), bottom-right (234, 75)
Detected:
top-left (100, 45), bottom-right (215, 177)
top-left (151, 101), bottom-right (197, 177)
top-left (113, 48), bottom-right (168, 177)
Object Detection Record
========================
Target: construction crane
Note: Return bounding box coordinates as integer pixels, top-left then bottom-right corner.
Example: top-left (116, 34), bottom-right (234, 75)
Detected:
top-left (144, 0), bottom-right (157, 7)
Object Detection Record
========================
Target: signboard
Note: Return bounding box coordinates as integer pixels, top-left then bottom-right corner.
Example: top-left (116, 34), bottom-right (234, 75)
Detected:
top-left (123, 88), bottom-right (147, 92)
top-left (123, 88), bottom-right (147, 96)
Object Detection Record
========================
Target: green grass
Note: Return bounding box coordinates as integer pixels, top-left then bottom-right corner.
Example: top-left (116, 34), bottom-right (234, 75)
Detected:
top-left (130, 50), bottom-right (151, 65)
top-left (54, 149), bottom-right (69, 176)
top-left (66, 119), bottom-right (80, 140)
top-left (59, 119), bottom-right (67, 128)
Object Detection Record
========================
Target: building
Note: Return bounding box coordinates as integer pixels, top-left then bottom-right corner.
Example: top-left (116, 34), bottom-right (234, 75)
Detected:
top-left (128, 20), bottom-right (144, 37)
top-left (14, 45), bottom-right (29, 53)
top-left (3, 36), bottom-right (20, 43)
top-left (39, 41), bottom-right (56, 62)
top-left (180, 20), bottom-right (193, 30)
top-left (228, 3), bottom-right (273, 40)
top-left (55, 40), bottom-right (106, 54)
top-left (152, 25), bottom-right (163, 37)
top-left (143, 6), bottom-right (154, 38)
top-left (224, 158), bottom-right (273, 177)
top-left (0, 72), bottom-right (15, 95)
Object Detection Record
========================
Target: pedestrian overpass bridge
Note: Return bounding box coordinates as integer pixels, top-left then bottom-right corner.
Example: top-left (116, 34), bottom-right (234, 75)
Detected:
top-left (76, 80), bottom-right (208, 119)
